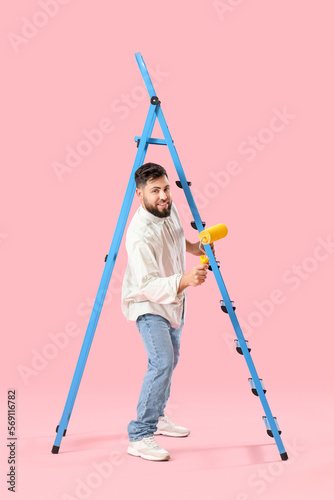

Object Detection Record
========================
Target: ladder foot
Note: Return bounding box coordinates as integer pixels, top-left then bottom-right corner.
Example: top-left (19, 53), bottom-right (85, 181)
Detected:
top-left (280, 452), bottom-right (288, 461)
top-left (51, 445), bottom-right (60, 454)
top-left (56, 425), bottom-right (67, 437)
top-left (190, 221), bottom-right (206, 230)
top-left (175, 180), bottom-right (192, 189)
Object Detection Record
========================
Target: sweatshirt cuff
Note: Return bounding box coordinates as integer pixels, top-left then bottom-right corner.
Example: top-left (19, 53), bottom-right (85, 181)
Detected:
top-left (173, 274), bottom-right (184, 302)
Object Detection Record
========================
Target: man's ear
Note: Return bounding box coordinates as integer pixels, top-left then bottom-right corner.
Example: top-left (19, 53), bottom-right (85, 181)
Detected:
top-left (135, 187), bottom-right (143, 200)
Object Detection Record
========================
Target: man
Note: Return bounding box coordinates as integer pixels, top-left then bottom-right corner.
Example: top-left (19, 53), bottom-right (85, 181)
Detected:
top-left (122, 162), bottom-right (213, 461)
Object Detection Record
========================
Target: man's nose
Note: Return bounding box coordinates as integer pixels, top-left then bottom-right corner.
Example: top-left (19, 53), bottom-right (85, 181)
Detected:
top-left (160, 192), bottom-right (168, 200)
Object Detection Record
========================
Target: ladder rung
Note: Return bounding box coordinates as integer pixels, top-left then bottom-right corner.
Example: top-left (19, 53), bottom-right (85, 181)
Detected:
top-left (248, 378), bottom-right (266, 396)
top-left (134, 136), bottom-right (170, 146)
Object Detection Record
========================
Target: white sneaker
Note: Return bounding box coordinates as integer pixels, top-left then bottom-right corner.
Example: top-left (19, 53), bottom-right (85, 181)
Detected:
top-left (154, 416), bottom-right (190, 437)
top-left (127, 436), bottom-right (170, 461)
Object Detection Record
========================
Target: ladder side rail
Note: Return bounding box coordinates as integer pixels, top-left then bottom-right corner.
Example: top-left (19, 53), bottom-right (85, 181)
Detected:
top-left (52, 103), bottom-right (158, 453)
top-left (135, 52), bottom-right (156, 97)
top-left (155, 106), bottom-right (205, 234)
top-left (203, 245), bottom-right (287, 455)
top-left (156, 100), bottom-right (287, 457)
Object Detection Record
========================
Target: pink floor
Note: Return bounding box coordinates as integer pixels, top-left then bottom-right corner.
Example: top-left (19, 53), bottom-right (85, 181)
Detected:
top-left (4, 385), bottom-right (333, 500)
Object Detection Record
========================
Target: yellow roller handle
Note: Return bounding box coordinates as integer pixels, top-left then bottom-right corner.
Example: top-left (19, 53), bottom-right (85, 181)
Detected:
top-left (199, 224), bottom-right (228, 244)
top-left (200, 255), bottom-right (209, 265)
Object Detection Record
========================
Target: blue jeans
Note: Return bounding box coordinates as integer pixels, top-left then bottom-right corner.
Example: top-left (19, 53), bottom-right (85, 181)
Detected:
top-left (128, 308), bottom-right (184, 442)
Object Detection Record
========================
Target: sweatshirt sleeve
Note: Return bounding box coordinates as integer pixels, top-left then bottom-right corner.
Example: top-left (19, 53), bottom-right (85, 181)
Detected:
top-left (126, 240), bottom-right (183, 304)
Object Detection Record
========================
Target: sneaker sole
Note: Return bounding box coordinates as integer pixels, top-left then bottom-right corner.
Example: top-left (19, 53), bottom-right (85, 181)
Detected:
top-left (154, 430), bottom-right (190, 437)
top-left (127, 446), bottom-right (170, 461)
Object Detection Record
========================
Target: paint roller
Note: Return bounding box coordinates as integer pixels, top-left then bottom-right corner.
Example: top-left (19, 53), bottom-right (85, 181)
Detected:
top-left (198, 224), bottom-right (228, 265)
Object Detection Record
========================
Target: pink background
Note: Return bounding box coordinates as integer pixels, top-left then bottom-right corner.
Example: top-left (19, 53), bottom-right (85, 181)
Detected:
top-left (1, 1), bottom-right (333, 498)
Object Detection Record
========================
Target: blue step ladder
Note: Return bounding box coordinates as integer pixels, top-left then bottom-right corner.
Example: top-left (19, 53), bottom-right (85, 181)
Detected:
top-left (51, 53), bottom-right (288, 461)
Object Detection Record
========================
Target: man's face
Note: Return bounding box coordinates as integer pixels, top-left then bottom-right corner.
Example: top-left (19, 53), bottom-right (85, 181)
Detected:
top-left (136, 175), bottom-right (172, 218)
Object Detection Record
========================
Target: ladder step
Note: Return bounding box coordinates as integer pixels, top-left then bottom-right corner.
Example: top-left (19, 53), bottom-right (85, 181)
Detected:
top-left (55, 425), bottom-right (67, 437)
top-left (208, 261), bottom-right (220, 271)
top-left (190, 221), bottom-right (206, 230)
top-left (220, 300), bottom-right (236, 313)
top-left (263, 416), bottom-right (282, 437)
top-left (175, 180), bottom-right (192, 188)
top-left (105, 254), bottom-right (116, 264)
top-left (248, 378), bottom-right (266, 396)
top-left (234, 339), bottom-right (251, 355)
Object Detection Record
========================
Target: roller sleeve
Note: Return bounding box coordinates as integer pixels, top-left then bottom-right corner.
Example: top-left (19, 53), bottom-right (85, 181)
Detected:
top-left (199, 224), bottom-right (228, 244)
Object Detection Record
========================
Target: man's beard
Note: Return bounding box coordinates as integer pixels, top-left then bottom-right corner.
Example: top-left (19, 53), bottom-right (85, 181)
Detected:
top-left (143, 197), bottom-right (172, 218)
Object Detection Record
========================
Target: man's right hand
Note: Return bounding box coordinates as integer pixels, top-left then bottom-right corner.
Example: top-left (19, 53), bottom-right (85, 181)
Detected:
top-left (178, 264), bottom-right (208, 292)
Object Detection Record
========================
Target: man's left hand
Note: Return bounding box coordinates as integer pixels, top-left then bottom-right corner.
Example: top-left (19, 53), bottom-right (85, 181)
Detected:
top-left (192, 241), bottom-right (216, 257)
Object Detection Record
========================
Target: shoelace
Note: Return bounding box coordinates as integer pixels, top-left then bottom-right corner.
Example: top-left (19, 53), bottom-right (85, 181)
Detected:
top-left (160, 416), bottom-right (174, 425)
top-left (142, 436), bottom-right (160, 449)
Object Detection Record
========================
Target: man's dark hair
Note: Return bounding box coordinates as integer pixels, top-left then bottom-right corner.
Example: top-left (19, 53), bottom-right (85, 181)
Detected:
top-left (135, 162), bottom-right (168, 188)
